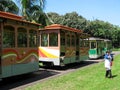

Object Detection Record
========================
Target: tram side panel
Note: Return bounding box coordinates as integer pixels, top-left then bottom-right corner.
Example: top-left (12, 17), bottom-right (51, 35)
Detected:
top-left (79, 35), bottom-right (89, 61)
top-left (61, 32), bottom-right (77, 65)
top-left (61, 33), bottom-right (89, 65)
top-left (2, 48), bottom-right (39, 78)
top-left (0, 17), bottom-right (39, 79)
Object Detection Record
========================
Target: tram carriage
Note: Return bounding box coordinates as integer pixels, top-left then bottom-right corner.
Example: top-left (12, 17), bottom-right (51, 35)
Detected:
top-left (0, 11), bottom-right (40, 80)
top-left (89, 37), bottom-right (105, 59)
top-left (39, 24), bottom-right (89, 66)
top-left (89, 37), bottom-right (112, 59)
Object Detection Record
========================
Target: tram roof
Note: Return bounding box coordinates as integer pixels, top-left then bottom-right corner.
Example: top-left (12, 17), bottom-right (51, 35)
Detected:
top-left (0, 11), bottom-right (41, 26)
top-left (89, 37), bottom-right (103, 40)
top-left (104, 39), bottom-right (111, 41)
top-left (41, 24), bottom-right (83, 33)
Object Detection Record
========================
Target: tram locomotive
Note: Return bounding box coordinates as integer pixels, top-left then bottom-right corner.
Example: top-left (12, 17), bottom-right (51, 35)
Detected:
top-left (38, 24), bottom-right (89, 66)
top-left (0, 11), bottom-right (40, 80)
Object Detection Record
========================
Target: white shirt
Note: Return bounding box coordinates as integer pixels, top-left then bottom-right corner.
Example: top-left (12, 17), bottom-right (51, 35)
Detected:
top-left (104, 54), bottom-right (112, 70)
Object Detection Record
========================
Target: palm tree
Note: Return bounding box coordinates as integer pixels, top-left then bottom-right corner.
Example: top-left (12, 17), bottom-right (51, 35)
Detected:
top-left (0, 0), bottom-right (19, 14)
top-left (28, 5), bottom-right (47, 26)
top-left (14, 0), bottom-right (46, 26)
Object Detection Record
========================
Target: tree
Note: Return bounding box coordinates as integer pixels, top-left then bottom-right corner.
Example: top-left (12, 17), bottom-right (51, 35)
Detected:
top-left (62, 12), bottom-right (87, 30)
top-left (30, 5), bottom-right (47, 26)
top-left (14, 0), bottom-right (47, 26)
top-left (0, 0), bottom-right (19, 14)
top-left (47, 12), bottom-right (87, 31)
top-left (46, 12), bottom-right (62, 25)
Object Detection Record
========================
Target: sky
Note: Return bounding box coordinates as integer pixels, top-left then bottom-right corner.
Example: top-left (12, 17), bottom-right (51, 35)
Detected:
top-left (44, 0), bottom-right (120, 26)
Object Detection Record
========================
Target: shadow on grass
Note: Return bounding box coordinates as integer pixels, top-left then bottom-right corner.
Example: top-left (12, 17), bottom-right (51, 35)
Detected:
top-left (107, 74), bottom-right (117, 79)
top-left (0, 70), bottom-right (60, 90)
top-left (112, 74), bottom-right (117, 78)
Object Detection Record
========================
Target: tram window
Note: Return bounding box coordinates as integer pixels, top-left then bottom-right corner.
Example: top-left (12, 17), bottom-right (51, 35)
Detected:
top-left (76, 38), bottom-right (79, 45)
top-left (49, 33), bottom-right (58, 46)
top-left (86, 40), bottom-right (89, 47)
top-left (91, 42), bottom-right (96, 49)
top-left (71, 35), bottom-right (75, 46)
top-left (29, 30), bottom-right (37, 47)
top-left (41, 33), bottom-right (48, 46)
top-left (61, 37), bottom-right (65, 46)
top-left (83, 40), bottom-right (86, 47)
top-left (79, 39), bottom-right (83, 47)
top-left (17, 28), bottom-right (27, 47)
top-left (66, 34), bottom-right (70, 47)
top-left (61, 33), bottom-right (65, 45)
top-left (84, 39), bottom-right (89, 47)
top-left (3, 26), bottom-right (15, 48)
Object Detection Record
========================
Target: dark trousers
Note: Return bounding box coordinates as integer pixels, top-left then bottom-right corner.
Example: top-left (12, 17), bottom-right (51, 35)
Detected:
top-left (105, 70), bottom-right (112, 78)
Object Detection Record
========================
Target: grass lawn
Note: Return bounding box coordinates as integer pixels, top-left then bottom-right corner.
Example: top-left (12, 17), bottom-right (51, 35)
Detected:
top-left (112, 48), bottom-right (120, 51)
top-left (25, 54), bottom-right (120, 90)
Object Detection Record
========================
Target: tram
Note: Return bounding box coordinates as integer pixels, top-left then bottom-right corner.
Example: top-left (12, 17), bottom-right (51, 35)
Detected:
top-left (0, 11), bottom-right (40, 80)
top-left (103, 39), bottom-right (112, 53)
top-left (89, 37), bottom-right (112, 59)
top-left (89, 37), bottom-right (104, 59)
top-left (39, 24), bottom-right (89, 66)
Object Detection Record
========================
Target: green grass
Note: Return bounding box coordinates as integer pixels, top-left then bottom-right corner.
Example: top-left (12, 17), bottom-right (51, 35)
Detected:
top-left (25, 54), bottom-right (120, 90)
top-left (112, 48), bottom-right (120, 51)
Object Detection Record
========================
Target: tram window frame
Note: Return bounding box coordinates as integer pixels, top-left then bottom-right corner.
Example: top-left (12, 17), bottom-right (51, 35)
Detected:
top-left (29, 30), bottom-right (37, 47)
top-left (91, 42), bottom-right (96, 49)
top-left (41, 33), bottom-right (48, 46)
top-left (3, 26), bottom-right (15, 48)
top-left (66, 34), bottom-right (70, 47)
top-left (60, 32), bottom-right (65, 46)
top-left (17, 27), bottom-right (27, 47)
top-left (49, 32), bottom-right (58, 46)
top-left (76, 37), bottom-right (79, 46)
top-left (83, 38), bottom-right (89, 47)
top-left (79, 38), bottom-right (83, 47)
top-left (100, 41), bottom-right (104, 48)
top-left (83, 40), bottom-right (86, 47)
top-left (71, 34), bottom-right (75, 46)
